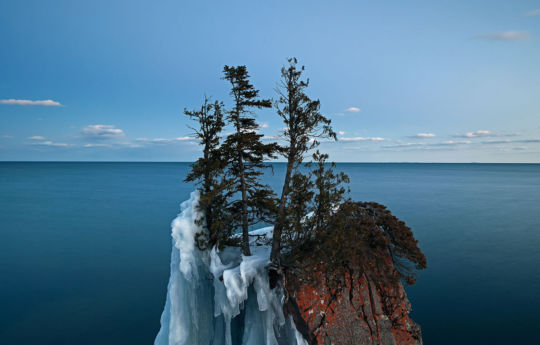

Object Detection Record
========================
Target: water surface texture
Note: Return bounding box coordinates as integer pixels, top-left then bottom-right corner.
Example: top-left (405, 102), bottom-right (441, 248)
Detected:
top-left (1, 162), bottom-right (539, 345)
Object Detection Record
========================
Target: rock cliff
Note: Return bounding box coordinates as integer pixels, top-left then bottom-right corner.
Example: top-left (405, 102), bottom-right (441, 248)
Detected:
top-left (156, 192), bottom-right (424, 345)
top-left (284, 269), bottom-right (422, 345)
top-left (280, 201), bottom-right (426, 345)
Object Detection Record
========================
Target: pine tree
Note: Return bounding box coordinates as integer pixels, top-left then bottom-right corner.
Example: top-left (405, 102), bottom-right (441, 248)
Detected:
top-left (270, 58), bottom-right (336, 265)
top-left (184, 97), bottom-right (229, 249)
top-left (221, 65), bottom-right (279, 256)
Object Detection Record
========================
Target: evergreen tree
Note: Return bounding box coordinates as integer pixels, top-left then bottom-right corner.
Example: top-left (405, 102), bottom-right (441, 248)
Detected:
top-left (184, 97), bottom-right (229, 249)
top-left (280, 171), bottom-right (314, 251)
top-left (281, 151), bottom-right (350, 262)
top-left (182, 61), bottom-right (426, 292)
top-left (310, 150), bottom-right (350, 233)
top-left (221, 65), bottom-right (279, 256)
top-left (270, 58), bottom-right (336, 265)
top-left (283, 151), bottom-right (426, 291)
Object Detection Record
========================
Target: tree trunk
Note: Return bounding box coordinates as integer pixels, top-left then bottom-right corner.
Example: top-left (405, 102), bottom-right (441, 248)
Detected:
top-left (202, 147), bottom-right (214, 244)
top-left (239, 152), bottom-right (251, 256)
top-left (270, 152), bottom-right (295, 263)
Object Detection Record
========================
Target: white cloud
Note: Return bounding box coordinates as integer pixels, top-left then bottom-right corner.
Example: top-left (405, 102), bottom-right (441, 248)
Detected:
top-left (384, 142), bottom-right (422, 149)
top-left (525, 9), bottom-right (540, 16)
top-left (83, 142), bottom-right (143, 149)
top-left (259, 122), bottom-right (269, 129)
top-left (340, 136), bottom-right (385, 142)
top-left (480, 140), bottom-right (510, 145)
top-left (261, 135), bottom-right (281, 141)
top-left (438, 140), bottom-right (472, 145)
top-left (135, 136), bottom-right (194, 143)
top-left (338, 131), bottom-right (345, 135)
top-left (474, 31), bottom-right (530, 41)
top-left (84, 143), bottom-right (112, 148)
top-left (344, 107), bottom-right (361, 113)
top-left (150, 139), bottom-right (172, 143)
top-left (28, 136), bottom-right (46, 140)
top-left (453, 130), bottom-right (521, 139)
top-left (383, 140), bottom-right (472, 150)
top-left (454, 130), bottom-right (492, 138)
top-left (412, 133), bottom-right (436, 138)
top-left (32, 140), bottom-right (69, 147)
top-left (0, 99), bottom-right (62, 106)
top-left (383, 137), bottom-right (540, 151)
top-left (460, 130), bottom-right (521, 138)
top-left (2, 135), bottom-right (13, 139)
top-left (82, 125), bottom-right (125, 139)
top-left (481, 138), bottom-right (540, 145)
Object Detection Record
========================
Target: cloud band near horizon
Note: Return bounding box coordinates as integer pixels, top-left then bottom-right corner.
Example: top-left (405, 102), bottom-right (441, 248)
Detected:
top-left (0, 99), bottom-right (62, 106)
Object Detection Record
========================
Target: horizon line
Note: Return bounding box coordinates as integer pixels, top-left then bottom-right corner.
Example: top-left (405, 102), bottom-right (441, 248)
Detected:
top-left (1, 160), bottom-right (539, 164)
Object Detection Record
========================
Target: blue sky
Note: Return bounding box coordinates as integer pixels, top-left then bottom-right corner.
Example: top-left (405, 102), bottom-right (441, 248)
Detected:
top-left (1, 0), bottom-right (539, 162)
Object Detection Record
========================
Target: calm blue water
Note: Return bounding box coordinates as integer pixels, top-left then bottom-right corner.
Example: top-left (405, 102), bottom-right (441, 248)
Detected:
top-left (1, 162), bottom-right (539, 345)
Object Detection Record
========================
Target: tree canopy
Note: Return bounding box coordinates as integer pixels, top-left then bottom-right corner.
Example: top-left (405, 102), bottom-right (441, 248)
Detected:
top-left (184, 97), bottom-right (230, 249)
top-left (270, 58), bottom-right (336, 265)
top-left (220, 65), bottom-right (279, 256)
top-left (183, 59), bottom-right (426, 289)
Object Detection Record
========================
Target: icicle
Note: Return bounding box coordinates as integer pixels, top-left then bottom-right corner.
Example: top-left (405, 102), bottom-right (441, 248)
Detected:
top-left (155, 193), bottom-right (308, 345)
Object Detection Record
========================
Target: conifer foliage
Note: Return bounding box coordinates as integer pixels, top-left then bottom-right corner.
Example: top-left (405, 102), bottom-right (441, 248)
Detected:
top-left (221, 66), bottom-right (279, 256)
top-left (310, 151), bottom-right (350, 235)
top-left (270, 58), bottom-right (337, 264)
top-left (184, 97), bottom-right (229, 249)
top-left (183, 59), bottom-right (426, 288)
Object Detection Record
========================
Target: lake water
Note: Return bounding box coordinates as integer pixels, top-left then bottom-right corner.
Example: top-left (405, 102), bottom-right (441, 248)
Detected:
top-left (1, 162), bottom-right (539, 345)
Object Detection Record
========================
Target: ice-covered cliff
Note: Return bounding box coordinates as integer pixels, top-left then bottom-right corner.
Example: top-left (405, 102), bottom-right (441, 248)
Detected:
top-left (155, 192), bottom-right (423, 345)
top-left (154, 191), bottom-right (307, 345)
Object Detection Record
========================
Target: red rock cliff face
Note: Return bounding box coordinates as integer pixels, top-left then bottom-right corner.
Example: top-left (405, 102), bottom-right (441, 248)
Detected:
top-left (285, 269), bottom-right (422, 345)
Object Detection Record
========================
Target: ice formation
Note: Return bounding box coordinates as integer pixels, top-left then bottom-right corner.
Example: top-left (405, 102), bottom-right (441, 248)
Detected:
top-left (155, 191), bottom-right (308, 345)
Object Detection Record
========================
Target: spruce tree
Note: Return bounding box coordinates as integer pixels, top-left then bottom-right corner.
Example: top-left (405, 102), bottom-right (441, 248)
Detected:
top-left (221, 65), bottom-right (279, 256)
top-left (184, 97), bottom-right (229, 249)
top-left (270, 58), bottom-right (336, 265)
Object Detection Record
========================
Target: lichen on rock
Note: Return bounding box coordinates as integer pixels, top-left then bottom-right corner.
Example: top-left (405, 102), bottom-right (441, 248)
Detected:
top-left (284, 262), bottom-right (423, 345)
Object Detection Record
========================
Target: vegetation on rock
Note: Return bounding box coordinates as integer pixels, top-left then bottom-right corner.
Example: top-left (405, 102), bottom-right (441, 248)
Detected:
top-left (184, 97), bottom-right (231, 249)
top-left (184, 58), bottom-right (426, 290)
top-left (221, 65), bottom-right (279, 256)
top-left (270, 58), bottom-right (336, 266)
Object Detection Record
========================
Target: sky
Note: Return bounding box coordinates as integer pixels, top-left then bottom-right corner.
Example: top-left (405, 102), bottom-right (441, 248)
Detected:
top-left (1, 0), bottom-right (540, 162)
